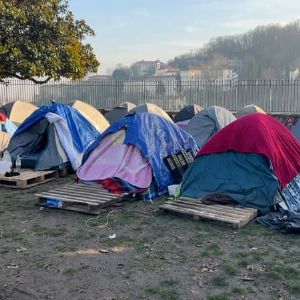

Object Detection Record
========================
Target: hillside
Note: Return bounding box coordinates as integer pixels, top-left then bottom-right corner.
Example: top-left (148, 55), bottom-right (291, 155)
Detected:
top-left (169, 21), bottom-right (300, 79)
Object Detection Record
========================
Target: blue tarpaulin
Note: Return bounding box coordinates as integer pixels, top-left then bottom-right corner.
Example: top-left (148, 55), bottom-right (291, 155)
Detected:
top-left (83, 112), bottom-right (199, 195)
top-left (14, 102), bottom-right (99, 153)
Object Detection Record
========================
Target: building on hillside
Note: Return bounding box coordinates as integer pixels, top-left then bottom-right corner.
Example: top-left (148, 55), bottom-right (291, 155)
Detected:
top-left (87, 75), bottom-right (113, 81)
top-left (179, 67), bottom-right (202, 81)
top-left (130, 60), bottom-right (162, 79)
top-left (228, 58), bottom-right (246, 74)
top-left (222, 69), bottom-right (238, 81)
top-left (153, 66), bottom-right (179, 77)
top-left (290, 68), bottom-right (299, 81)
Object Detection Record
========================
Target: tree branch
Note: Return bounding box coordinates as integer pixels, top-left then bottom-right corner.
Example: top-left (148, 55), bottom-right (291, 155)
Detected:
top-left (1, 72), bottom-right (52, 84)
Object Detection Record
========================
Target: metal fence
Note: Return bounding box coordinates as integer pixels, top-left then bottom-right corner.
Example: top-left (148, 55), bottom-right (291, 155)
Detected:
top-left (1, 78), bottom-right (300, 112)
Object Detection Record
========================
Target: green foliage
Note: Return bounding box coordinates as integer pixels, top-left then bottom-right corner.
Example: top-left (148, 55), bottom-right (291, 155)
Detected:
top-left (0, 0), bottom-right (99, 83)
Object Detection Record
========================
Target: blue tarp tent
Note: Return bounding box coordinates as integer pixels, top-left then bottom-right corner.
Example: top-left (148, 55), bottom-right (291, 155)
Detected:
top-left (82, 112), bottom-right (199, 195)
top-left (7, 102), bottom-right (100, 170)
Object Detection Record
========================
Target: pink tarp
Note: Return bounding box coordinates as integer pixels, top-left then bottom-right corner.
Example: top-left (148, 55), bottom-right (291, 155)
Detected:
top-left (77, 130), bottom-right (152, 188)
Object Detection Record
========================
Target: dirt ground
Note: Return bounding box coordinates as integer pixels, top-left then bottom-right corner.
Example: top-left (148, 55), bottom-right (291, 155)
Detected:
top-left (0, 176), bottom-right (300, 300)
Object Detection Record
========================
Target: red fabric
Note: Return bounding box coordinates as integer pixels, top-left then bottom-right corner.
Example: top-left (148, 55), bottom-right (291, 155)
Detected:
top-left (197, 113), bottom-right (300, 188)
top-left (0, 112), bottom-right (7, 122)
top-left (97, 179), bottom-right (125, 194)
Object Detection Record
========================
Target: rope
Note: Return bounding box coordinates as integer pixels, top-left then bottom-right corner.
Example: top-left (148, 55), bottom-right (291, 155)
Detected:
top-left (85, 210), bottom-right (114, 229)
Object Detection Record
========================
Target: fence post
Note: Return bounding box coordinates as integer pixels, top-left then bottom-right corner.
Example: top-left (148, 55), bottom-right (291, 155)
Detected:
top-left (269, 79), bottom-right (272, 112)
top-left (143, 79), bottom-right (146, 103)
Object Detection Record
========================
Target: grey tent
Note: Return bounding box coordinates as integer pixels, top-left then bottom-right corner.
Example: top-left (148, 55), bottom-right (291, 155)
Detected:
top-left (129, 103), bottom-right (174, 123)
top-left (185, 106), bottom-right (236, 148)
top-left (291, 119), bottom-right (300, 141)
top-left (7, 119), bottom-right (69, 170)
top-left (235, 104), bottom-right (266, 118)
top-left (105, 102), bottom-right (136, 124)
top-left (174, 104), bottom-right (203, 122)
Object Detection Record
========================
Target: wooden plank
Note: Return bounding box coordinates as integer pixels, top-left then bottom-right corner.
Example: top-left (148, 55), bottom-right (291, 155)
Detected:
top-left (162, 204), bottom-right (242, 226)
top-left (176, 197), bottom-right (256, 215)
top-left (161, 200), bottom-right (258, 229)
top-left (0, 169), bottom-right (57, 189)
top-left (36, 193), bottom-right (101, 206)
top-left (41, 191), bottom-right (115, 203)
top-left (169, 200), bottom-right (256, 218)
top-left (60, 186), bottom-right (120, 198)
top-left (167, 202), bottom-right (251, 221)
top-left (35, 183), bottom-right (126, 214)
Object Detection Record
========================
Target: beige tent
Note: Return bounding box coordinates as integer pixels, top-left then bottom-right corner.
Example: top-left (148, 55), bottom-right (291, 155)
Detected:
top-left (71, 100), bottom-right (109, 132)
top-left (129, 103), bottom-right (174, 123)
top-left (236, 104), bottom-right (266, 119)
top-left (0, 132), bottom-right (11, 152)
top-left (0, 101), bottom-right (37, 126)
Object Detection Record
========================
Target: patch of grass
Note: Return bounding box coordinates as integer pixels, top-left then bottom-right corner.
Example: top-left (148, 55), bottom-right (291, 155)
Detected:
top-left (106, 234), bottom-right (133, 247)
top-left (260, 264), bottom-right (300, 282)
top-left (177, 255), bottom-right (188, 264)
top-left (31, 224), bottom-right (67, 237)
top-left (0, 246), bottom-right (13, 254)
top-left (207, 292), bottom-right (230, 300)
top-left (70, 231), bottom-right (96, 240)
top-left (145, 286), bottom-right (160, 295)
top-left (54, 244), bottom-right (77, 252)
top-left (223, 262), bottom-right (237, 276)
top-left (200, 244), bottom-right (224, 257)
top-left (232, 286), bottom-right (246, 294)
top-left (161, 279), bottom-right (180, 287)
top-left (145, 286), bottom-right (180, 300)
top-left (63, 265), bottom-right (89, 276)
top-left (288, 282), bottom-right (300, 294)
top-left (237, 259), bottom-right (249, 268)
top-left (211, 275), bottom-right (228, 287)
top-left (3, 230), bottom-right (24, 241)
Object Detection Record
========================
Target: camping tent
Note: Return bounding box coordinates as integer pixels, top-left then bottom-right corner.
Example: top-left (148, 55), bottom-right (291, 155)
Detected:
top-left (184, 106), bottom-right (236, 148)
top-left (78, 112), bottom-right (198, 195)
top-left (7, 102), bottom-right (100, 171)
top-left (180, 114), bottom-right (300, 213)
top-left (128, 103), bottom-right (174, 123)
top-left (235, 104), bottom-right (266, 118)
top-left (0, 112), bottom-right (17, 136)
top-left (0, 101), bottom-right (37, 126)
top-left (174, 104), bottom-right (203, 123)
top-left (0, 132), bottom-right (11, 152)
top-left (105, 102), bottom-right (136, 124)
top-left (71, 100), bottom-right (109, 133)
top-left (291, 119), bottom-right (300, 141)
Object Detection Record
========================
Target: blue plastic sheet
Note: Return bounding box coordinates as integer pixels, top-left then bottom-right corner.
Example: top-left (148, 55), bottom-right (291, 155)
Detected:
top-left (14, 102), bottom-right (99, 153)
top-left (83, 112), bottom-right (199, 195)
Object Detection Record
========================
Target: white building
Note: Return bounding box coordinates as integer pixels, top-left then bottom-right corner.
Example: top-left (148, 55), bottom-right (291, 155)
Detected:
top-left (130, 60), bottom-right (162, 79)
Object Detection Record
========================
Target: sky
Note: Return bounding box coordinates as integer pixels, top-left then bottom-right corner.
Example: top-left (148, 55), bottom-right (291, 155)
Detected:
top-left (69, 0), bottom-right (300, 75)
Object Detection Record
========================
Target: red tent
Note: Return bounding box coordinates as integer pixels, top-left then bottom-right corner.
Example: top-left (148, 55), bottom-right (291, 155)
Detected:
top-left (198, 113), bottom-right (300, 188)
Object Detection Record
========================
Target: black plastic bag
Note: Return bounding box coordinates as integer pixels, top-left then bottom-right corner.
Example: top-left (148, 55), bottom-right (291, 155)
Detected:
top-left (257, 210), bottom-right (300, 233)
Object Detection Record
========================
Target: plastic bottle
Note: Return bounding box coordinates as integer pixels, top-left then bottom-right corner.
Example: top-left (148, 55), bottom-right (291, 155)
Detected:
top-left (2, 150), bottom-right (12, 171)
top-left (15, 155), bottom-right (21, 173)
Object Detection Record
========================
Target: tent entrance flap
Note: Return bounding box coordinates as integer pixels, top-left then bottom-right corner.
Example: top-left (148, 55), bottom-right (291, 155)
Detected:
top-left (36, 124), bottom-right (69, 170)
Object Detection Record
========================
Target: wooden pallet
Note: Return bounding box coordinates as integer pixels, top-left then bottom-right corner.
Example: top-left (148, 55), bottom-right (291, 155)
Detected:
top-left (35, 183), bottom-right (128, 214)
top-left (0, 169), bottom-right (57, 189)
top-left (160, 197), bottom-right (258, 228)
